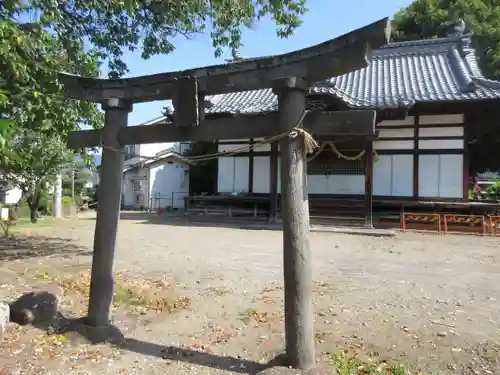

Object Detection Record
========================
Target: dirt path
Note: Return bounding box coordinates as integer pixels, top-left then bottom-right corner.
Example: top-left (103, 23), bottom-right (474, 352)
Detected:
top-left (0, 212), bottom-right (499, 374)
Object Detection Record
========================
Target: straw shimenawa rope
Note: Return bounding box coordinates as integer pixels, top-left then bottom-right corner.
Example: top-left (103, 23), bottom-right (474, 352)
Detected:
top-left (308, 141), bottom-right (365, 161)
top-left (99, 109), bottom-right (378, 164)
top-left (100, 110), bottom-right (320, 163)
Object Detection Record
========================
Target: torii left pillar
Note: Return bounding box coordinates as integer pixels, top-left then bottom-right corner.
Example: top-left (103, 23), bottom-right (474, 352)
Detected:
top-left (87, 98), bottom-right (132, 327)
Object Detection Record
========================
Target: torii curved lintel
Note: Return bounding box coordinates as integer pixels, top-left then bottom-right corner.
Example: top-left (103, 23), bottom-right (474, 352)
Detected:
top-left (59, 18), bottom-right (390, 103)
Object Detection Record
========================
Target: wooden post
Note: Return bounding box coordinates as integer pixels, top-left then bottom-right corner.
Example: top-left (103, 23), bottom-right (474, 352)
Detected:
top-left (273, 77), bottom-right (315, 370)
top-left (364, 140), bottom-right (374, 228)
top-left (269, 141), bottom-right (279, 222)
top-left (87, 98), bottom-right (132, 327)
top-left (248, 138), bottom-right (254, 193)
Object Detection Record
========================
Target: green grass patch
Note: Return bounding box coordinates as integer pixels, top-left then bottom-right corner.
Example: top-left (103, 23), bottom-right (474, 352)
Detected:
top-left (331, 350), bottom-right (433, 375)
top-left (8, 215), bottom-right (56, 234)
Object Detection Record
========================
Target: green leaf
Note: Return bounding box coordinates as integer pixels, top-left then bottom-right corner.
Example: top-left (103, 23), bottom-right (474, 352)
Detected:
top-left (123, 0), bottom-right (136, 16)
top-left (2, 0), bottom-right (18, 12)
top-left (3, 0), bottom-right (307, 77)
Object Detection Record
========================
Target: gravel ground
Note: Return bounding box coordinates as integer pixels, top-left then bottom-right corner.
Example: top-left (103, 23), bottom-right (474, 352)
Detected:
top-left (0, 211), bottom-right (499, 374)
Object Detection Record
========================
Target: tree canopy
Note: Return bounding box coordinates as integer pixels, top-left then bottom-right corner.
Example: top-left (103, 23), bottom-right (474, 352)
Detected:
top-left (3, 0), bottom-right (307, 78)
top-left (0, 0), bottom-right (308, 140)
top-left (391, 0), bottom-right (500, 79)
top-left (0, 8), bottom-right (103, 202)
top-left (3, 129), bottom-right (74, 222)
top-left (0, 16), bottom-right (103, 142)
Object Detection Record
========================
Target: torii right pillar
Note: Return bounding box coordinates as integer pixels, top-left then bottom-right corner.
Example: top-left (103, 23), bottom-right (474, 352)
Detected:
top-left (273, 77), bottom-right (315, 369)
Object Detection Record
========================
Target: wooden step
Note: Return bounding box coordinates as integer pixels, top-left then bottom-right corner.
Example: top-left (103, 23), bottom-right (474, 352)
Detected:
top-left (309, 201), bottom-right (365, 209)
top-left (310, 209), bottom-right (365, 215)
top-left (311, 216), bottom-right (366, 228)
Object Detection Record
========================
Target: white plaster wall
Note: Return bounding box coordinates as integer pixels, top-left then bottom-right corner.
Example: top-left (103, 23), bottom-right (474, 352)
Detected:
top-left (373, 154), bottom-right (413, 196)
top-left (217, 156), bottom-right (249, 193)
top-left (122, 168), bottom-right (148, 208)
top-left (375, 140), bottom-right (414, 150)
top-left (378, 128), bottom-right (414, 138)
top-left (418, 139), bottom-right (464, 149)
top-left (418, 154), bottom-right (463, 198)
top-left (218, 157), bottom-right (235, 193)
top-left (253, 142), bottom-right (271, 152)
top-left (327, 175), bottom-right (365, 195)
top-left (419, 114), bottom-right (464, 125)
top-left (218, 142), bottom-right (247, 152)
top-left (391, 155), bottom-right (414, 196)
top-left (149, 162), bottom-right (189, 209)
top-left (252, 156), bottom-right (270, 193)
top-left (419, 126), bottom-right (464, 137)
top-left (307, 175), bottom-right (325, 194)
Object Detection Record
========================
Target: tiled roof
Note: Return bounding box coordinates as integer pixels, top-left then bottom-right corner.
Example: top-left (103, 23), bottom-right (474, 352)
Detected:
top-left (205, 34), bottom-right (500, 114)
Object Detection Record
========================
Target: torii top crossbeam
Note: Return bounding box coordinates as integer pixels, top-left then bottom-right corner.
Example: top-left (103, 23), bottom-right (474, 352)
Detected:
top-left (59, 18), bottom-right (390, 104)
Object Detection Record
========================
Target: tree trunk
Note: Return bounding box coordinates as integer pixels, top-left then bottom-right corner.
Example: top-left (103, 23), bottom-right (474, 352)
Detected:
top-left (27, 187), bottom-right (43, 224)
top-left (29, 205), bottom-right (38, 223)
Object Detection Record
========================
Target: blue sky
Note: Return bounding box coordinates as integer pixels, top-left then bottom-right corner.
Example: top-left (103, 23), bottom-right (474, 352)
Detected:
top-left (107, 0), bottom-right (414, 126)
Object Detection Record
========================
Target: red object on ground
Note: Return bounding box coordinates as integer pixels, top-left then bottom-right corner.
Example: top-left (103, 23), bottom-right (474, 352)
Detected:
top-left (474, 182), bottom-right (481, 193)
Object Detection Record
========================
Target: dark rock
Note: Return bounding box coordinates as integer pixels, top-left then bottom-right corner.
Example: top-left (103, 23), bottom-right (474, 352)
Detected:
top-left (9, 291), bottom-right (60, 325)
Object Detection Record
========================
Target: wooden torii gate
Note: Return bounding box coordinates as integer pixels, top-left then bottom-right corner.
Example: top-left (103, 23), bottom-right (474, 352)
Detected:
top-left (61, 18), bottom-right (390, 370)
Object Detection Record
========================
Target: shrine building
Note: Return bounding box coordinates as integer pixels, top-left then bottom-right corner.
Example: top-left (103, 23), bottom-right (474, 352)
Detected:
top-left (179, 33), bottom-right (498, 226)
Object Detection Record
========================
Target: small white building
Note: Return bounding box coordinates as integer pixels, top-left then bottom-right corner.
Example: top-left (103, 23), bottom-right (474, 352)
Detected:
top-left (121, 116), bottom-right (191, 210)
top-left (0, 179), bottom-right (23, 205)
top-left (122, 150), bottom-right (191, 210)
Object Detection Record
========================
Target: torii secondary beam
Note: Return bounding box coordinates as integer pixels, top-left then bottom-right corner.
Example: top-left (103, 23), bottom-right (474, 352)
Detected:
top-left (57, 18), bottom-right (390, 103)
top-left (67, 110), bottom-right (376, 149)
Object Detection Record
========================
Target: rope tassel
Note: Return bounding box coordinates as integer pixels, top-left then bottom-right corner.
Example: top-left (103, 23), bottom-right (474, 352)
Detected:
top-left (290, 128), bottom-right (319, 155)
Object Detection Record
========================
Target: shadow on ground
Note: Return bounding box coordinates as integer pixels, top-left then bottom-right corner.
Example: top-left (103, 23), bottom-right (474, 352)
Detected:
top-left (27, 311), bottom-right (285, 375)
top-left (8, 288), bottom-right (287, 374)
top-left (119, 337), bottom-right (278, 374)
top-left (0, 235), bottom-right (92, 261)
top-left (83, 211), bottom-right (277, 231)
top-left (112, 212), bottom-right (395, 234)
